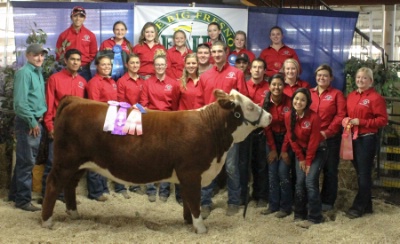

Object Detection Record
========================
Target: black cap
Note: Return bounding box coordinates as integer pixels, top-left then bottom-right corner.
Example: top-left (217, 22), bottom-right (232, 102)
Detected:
top-left (235, 53), bottom-right (249, 63)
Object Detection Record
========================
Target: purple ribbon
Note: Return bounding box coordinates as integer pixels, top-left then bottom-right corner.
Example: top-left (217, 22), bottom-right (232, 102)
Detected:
top-left (111, 102), bottom-right (131, 135)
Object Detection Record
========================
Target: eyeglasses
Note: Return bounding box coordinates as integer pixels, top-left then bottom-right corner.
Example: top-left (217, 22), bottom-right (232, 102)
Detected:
top-left (154, 63), bottom-right (166, 67)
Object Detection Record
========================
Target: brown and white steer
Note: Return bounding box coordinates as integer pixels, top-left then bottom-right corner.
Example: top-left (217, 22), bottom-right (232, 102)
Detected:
top-left (41, 89), bottom-right (272, 234)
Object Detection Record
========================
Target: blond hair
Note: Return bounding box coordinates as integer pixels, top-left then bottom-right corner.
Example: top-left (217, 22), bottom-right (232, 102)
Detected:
top-left (153, 49), bottom-right (167, 63)
top-left (180, 53), bottom-right (199, 90)
top-left (281, 58), bottom-right (300, 78)
top-left (356, 67), bottom-right (374, 83)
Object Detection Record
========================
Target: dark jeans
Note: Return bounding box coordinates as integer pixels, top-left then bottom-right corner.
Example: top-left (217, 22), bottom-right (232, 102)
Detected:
top-left (201, 180), bottom-right (216, 207)
top-left (239, 131), bottom-right (268, 203)
top-left (350, 134), bottom-right (377, 215)
top-left (9, 116), bottom-right (43, 207)
top-left (320, 135), bottom-right (341, 207)
top-left (268, 133), bottom-right (292, 213)
top-left (294, 147), bottom-right (327, 223)
top-left (87, 171), bottom-right (109, 199)
top-left (146, 182), bottom-right (170, 197)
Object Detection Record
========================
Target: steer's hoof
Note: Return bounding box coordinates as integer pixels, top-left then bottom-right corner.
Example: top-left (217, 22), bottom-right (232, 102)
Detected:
top-left (66, 209), bottom-right (80, 220)
top-left (195, 225), bottom-right (207, 234)
top-left (41, 217), bottom-right (53, 229)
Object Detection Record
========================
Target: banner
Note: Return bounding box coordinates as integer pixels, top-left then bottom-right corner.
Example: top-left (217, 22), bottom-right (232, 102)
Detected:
top-left (134, 5), bottom-right (248, 51)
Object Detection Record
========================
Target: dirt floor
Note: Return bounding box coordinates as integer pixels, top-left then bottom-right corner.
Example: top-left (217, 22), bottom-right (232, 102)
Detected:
top-left (0, 185), bottom-right (399, 244)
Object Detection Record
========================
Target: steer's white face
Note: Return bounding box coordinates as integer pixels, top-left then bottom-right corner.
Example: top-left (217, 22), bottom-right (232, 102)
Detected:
top-left (230, 89), bottom-right (272, 142)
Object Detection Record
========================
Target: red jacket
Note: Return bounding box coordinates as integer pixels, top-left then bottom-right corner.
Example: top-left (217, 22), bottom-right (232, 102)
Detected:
top-left (44, 69), bottom-right (86, 132)
top-left (87, 74), bottom-right (117, 102)
top-left (197, 63), bottom-right (249, 106)
top-left (259, 45), bottom-right (300, 77)
top-left (56, 25), bottom-right (97, 66)
top-left (179, 78), bottom-right (202, 110)
top-left (100, 37), bottom-right (131, 54)
top-left (246, 79), bottom-right (269, 106)
top-left (282, 110), bottom-right (323, 166)
top-left (166, 46), bottom-right (192, 80)
top-left (283, 80), bottom-right (310, 98)
top-left (310, 86), bottom-right (347, 138)
top-left (139, 75), bottom-right (180, 111)
top-left (117, 73), bottom-right (144, 105)
top-left (346, 87), bottom-right (388, 134)
top-left (264, 94), bottom-right (292, 151)
top-left (231, 49), bottom-right (256, 63)
top-left (133, 43), bottom-right (166, 76)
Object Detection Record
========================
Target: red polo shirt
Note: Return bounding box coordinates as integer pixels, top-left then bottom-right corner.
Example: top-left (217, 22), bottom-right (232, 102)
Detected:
top-left (231, 49), bottom-right (256, 63)
top-left (56, 25), bottom-right (97, 66)
top-left (310, 86), bottom-right (347, 138)
top-left (246, 78), bottom-right (269, 106)
top-left (139, 75), bottom-right (180, 111)
top-left (44, 69), bottom-right (86, 132)
top-left (166, 46), bottom-right (192, 80)
top-left (264, 94), bottom-right (291, 151)
top-left (100, 37), bottom-right (131, 54)
top-left (259, 45), bottom-right (300, 77)
top-left (197, 63), bottom-right (249, 106)
top-left (87, 74), bottom-right (117, 102)
top-left (283, 80), bottom-right (310, 98)
top-left (282, 110), bottom-right (323, 166)
top-left (117, 73), bottom-right (144, 105)
top-left (133, 43), bottom-right (166, 76)
top-left (346, 87), bottom-right (388, 134)
top-left (179, 78), bottom-right (202, 110)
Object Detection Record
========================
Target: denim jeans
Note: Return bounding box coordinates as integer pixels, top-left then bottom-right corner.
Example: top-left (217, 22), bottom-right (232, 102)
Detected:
top-left (350, 134), bottom-right (377, 215)
top-left (9, 116), bottom-right (43, 207)
top-left (146, 182), bottom-right (170, 197)
top-left (201, 180), bottom-right (216, 207)
top-left (239, 132), bottom-right (268, 203)
top-left (78, 65), bottom-right (92, 82)
top-left (268, 133), bottom-right (292, 213)
top-left (294, 147), bottom-right (327, 223)
top-left (226, 143), bottom-right (241, 205)
top-left (320, 135), bottom-right (341, 207)
top-left (87, 171), bottom-right (109, 199)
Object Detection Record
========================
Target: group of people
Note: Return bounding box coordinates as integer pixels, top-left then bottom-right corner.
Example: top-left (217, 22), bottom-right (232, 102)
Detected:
top-left (9, 6), bottom-right (388, 230)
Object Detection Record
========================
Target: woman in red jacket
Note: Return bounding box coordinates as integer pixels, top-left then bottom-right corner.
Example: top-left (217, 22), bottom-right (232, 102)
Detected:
top-left (310, 64), bottom-right (346, 212)
top-left (345, 67), bottom-right (388, 219)
top-left (262, 73), bottom-right (293, 218)
top-left (166, 30), bottom-right (192, 80)
top-left (117, 54), bottom-right (144, 106)
top-left (282, 88), bottom-right (326, 228)
top-left (281, 58), bottom-right (310, 98)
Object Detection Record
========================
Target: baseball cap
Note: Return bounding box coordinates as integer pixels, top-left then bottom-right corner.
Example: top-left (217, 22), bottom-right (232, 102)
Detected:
top-left (71, 6), bottom-right (86, 17)
top-left (235, 53), bottom-right (249, 63)
top-left (26, 44), bottom-right (48, 55)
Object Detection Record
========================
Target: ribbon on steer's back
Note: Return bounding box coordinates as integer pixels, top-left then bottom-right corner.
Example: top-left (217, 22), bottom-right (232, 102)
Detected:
top-left (339, 117), bottom-right (358, 160)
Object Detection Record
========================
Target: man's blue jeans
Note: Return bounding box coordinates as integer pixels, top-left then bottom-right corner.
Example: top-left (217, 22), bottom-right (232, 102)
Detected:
top-left (294, 147), bottom-right (327, 223)
top-left (350, 134), bottom-right (377, 215)
top-left (201, 143), bottom-right (240, 206)
top-left (87, 172), bottom-right (109, 199)
top-left (320, 135), bottom-right (341, 208)
top-left (146, 182), bottom-right (170, 197)
top-left (9, 116), bottom-right (43, 208)
top-left (239, 132), bottom-right (268, 203)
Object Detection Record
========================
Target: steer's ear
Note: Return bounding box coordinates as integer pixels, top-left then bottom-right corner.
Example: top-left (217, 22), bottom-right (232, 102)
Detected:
top-left (214, 89), bottom-right (235, 110)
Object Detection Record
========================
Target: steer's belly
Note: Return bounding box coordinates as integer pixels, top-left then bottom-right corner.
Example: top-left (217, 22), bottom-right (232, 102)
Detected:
top-left (79, 161), bottom-right (180, 185)
top-left (200, 152), bottom-right (228, 187)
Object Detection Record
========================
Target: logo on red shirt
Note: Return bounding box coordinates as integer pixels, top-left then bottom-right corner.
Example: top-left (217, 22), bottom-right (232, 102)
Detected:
top-left (282, 106), bottom-right (290, 114)
top-left (301, 121), bottom-right (311, 129)
top-left (165, 84), bottom-right (173, 91)
top-left (323, 95), bottom-right (333, 101)
top-left (359, 99), bottom-right (370, 107)
top-left (112, 84), bottom-right (117, 90)
top-left (82, 35), bottom-right (91, 42)
top-left (226, 72), bottom-right (236, 79)
top-left (78, 81), bottom-right (84, 89)
top-left (283, 50), bottom-right (290, 56)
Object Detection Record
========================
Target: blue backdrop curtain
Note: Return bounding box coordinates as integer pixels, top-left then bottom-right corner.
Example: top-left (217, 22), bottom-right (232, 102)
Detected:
top-left (248, 7), bottom-right (358, 90)
top-left (12, 2), bottom-right (358, 91)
